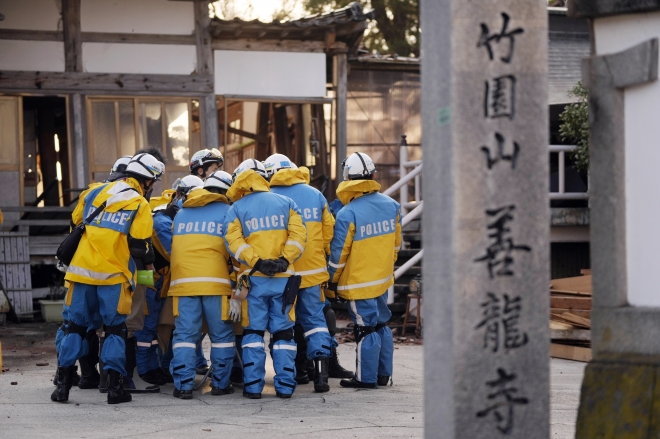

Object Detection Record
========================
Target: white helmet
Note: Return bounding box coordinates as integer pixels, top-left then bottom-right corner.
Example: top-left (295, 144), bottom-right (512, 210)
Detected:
top-left (264, 154), bottom-right (297, 179)
top-left (125, 153), bottom-right (165, 181)
top-left (342, 152), bottom-right (376, 181)
top-left (111, 155), bottom-right (133, 174)
top-left (190, 148), bottom-right (224, 173)
top-left (205, 170), bottom-right (233, 192)
top-left (233, 158), bottom-right (267, 181)
top-left (172, 175), bottom-right (204, 194)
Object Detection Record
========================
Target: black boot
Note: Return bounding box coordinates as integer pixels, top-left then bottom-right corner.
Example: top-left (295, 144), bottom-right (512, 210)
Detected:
top-left (125, 336), bottom-right (137, 380)
top-left (107, 370), bottom-right (132, 404)
top-left (328, 347), bottom-right (354, 379)
top-left (79, 330), bottom-right (100, 389)
top-left (313, 357), bottom-right (330, 393)
top-left (295, 357), bottom-right (310, 385)
top-left (51, 366), bottom-right (75, 402)
top-left (98, 336), bottom-right (108, 393)
top-left (378, 376), bottom-right (391, 386)
top-left (230, 367), bottom-right (244, 387)
top-left (339, 377), bottom-right (378, 389)
top-left (139, 368), bottom-right (167, 386)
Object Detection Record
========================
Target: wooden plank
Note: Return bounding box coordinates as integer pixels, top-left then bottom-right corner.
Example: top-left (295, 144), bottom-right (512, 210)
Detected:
top-left (550, 296), bottom-right (592, 310)
top-left (551, 312), bottom-right (590, 329)
top-left (550, 320), bottom-right (574, 330)
top-left (550, 274), bottom-right (592, 295)
top-left (194, 0), bottom-right (213, 75)
top-left (2, 220), bottom-right (72, 226)
top-left (0, 29), bottom-right (63, 41)
top-left (550, 342), bottom-right (592, 362)
top-left (0, 71), bottom-right (214, 94)
top-left (62, 0), bottom-right (82, 72)
top-left (550, 289), bottom-right (591, 297)
top-left (551, 308), bottom-right (590, 319)
top-left (211, 38), bottom-right (330, 53)
top-left (81, 32), bottom-right (195, 45)
top-left (550, 329), bottom-right (591, 341)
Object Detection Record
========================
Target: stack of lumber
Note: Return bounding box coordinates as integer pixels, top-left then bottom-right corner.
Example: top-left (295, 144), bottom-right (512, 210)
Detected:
top-left (549, 270), bottom-right (592, 362)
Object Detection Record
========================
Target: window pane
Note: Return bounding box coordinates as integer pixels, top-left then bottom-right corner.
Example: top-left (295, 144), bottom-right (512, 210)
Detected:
top-left (91, 101), bottom-right (117, 166)
top-left (0, 98), bottom-right (19, 165)
top-left (165, 102), bottom-right (189, 167)
top-left (139, 102), bottom-right (163, 151)
top-left (119, 101), bottom-right (136, 157)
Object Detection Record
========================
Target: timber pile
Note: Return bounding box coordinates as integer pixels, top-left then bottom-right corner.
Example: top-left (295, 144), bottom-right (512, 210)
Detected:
top-left (549, 270), bottom-right (592, 362)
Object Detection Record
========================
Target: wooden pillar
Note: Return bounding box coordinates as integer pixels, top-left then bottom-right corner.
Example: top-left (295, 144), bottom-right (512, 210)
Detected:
top-left (334, 52), bottom-right (348, 184)
top-left (62, 0), bottom-right (82, 73)
top-left (194, 0), bottom-right (219, 150)
top-left (69, 93), bottom-right (87, 189)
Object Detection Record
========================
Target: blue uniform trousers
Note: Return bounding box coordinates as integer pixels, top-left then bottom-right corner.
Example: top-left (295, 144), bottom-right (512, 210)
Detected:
top-left (295, 285), bottom-right (332, 359)
top-left (347, 291), bottom-right (393, 384)
top-left (135, 288), bottom-right (162, 375)
top-left (170, 296), bottom-right (235, 391)
top-left (57, 282), bottom-right (128, 375)
top-left (243, 276), bottom-right (297, 395)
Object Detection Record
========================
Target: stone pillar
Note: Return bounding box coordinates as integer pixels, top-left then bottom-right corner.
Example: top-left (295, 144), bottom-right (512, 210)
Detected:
top-left (567, 1), bottom-right (660, 436)
top-left (421, 1), bottom-right (549, 438)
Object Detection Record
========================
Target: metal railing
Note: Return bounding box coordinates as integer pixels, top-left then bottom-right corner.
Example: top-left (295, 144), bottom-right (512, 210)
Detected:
top-left (383, 135), bottom-right (422, 216)
top-left (549, 145), bottom-right (588, 200)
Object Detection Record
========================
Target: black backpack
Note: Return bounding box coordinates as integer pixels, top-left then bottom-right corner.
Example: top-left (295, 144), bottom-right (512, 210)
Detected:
top-left (56, 201), bottom-right (106, 266)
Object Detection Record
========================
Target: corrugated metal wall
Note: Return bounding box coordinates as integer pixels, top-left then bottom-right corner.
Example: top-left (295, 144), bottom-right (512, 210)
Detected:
top-left (0, 232), bottom-right (33, 316)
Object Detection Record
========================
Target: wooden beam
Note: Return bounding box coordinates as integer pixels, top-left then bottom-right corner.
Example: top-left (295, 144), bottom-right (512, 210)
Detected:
top-left (0, 29), bottom-right (62, 41)
top-left (62, 0), bottom-right (82, 72)
top-left (194, 0), bottom-right (219, 150)
top-left (219, 124), bottom-right (268, 144)
top-left (334, 53), bottom-right (348, 183)
top-left (211, 38), bottom-right (330, 53)
top-left (69, 93), bottom-right (87, 188)
top-left (81, 32), bottom-right (195, 45)
top-left (0, 71), bottom-right (214, 93)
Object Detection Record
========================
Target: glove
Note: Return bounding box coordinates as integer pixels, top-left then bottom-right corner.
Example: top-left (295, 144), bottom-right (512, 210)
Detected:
top-left (325, 282), bottom-right (339, 300)
top-left (229, 298), bottom-right (242, 322)
top-left (273, 257), bottom-right (289, 273)
top-left (254, 259), bottom-right (278, 276)
top-left (162, 204), bottom-right (179, 220)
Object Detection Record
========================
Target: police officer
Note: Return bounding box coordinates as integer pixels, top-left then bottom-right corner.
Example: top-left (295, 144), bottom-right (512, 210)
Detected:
top-left (168, 173), bottom-right (235, 399)
top-left (327, 152), bottom-right (401, 389)
top-left (224, 159), bottom-right (307, 399)
top-left (135, 176), bottom-right (204, 386)
top-left (52, 153), bottom-right (164, 404)
top-left (190, 148), bottom-right (223, 179)
top-left (266, 154), bottom-right (334, 392)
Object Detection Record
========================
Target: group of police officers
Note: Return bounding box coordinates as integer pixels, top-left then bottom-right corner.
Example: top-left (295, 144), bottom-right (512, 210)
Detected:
top-left (51, 144), bottom-right (402, 404)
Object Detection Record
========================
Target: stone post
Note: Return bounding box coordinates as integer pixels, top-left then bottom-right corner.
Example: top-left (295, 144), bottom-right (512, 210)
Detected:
top-left (421, 1), bottom-right (549, 438)
top-left (567, 1), bottom-right (660, 436)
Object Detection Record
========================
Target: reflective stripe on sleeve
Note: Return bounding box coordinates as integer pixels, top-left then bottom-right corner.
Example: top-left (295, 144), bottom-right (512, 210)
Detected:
top-left (328, 261), bottom-right (345, 269)
top-left (272, 344), bottom-right (297, 351)
top-left (67, 265), bottom-right (120, 281)
top-left (242, 342), bottom-right (265, 349)
top-left (337, 275), bottom-right (393, 291)
top-left (173, 342), bottom-right (196, 349)
top-left (285, 240), bottom-right (305, 253)
top-left (295, 267), bottom-right (327, 276)
top-left (234, 243), bottom-right (250, 261)
top-left (304, 327), bottom-right (330, 338)
top-left (170, 277), bottom-right (232, 286)
top-left (151, 340), bottom-right (159, 345)
top-left (211, 342), bottom-right (235, 349)
top-left (136, 341), bottom-right (151, 348)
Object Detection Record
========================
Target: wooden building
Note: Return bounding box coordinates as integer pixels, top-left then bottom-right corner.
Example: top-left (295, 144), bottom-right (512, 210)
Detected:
top-left (0, 0), bottom-right (371, 225)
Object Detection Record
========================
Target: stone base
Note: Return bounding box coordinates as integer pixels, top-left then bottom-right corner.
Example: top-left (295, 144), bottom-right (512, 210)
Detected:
top-left (576, 354), bottom-right (660, 438)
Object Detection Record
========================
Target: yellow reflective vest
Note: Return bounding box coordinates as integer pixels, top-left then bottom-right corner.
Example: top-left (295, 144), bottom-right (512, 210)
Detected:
top-left (169, 189), bottom-right (233, 297)
top-left (65, 178), bottom-right (153, 289)
top-left (225, 170), bottom-right (307, 278)
top-left (327, 180), bottom-right (402, 300)
top-left (270, 168), bottom-right (334, 288)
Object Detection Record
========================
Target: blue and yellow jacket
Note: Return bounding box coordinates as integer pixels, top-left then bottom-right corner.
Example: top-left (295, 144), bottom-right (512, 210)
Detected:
top-left (270, 168), bottom-right (334, 288)
top-left (225, 170), bottom-right (307, 278)
top-left (65, 178), bottom-right (153, 292)
top-left (149, 189), bottom-right (175, 211)
top-left (169, 189), bottom-right (233, 297)
top-left (327, 180), bottom-right (402, 300)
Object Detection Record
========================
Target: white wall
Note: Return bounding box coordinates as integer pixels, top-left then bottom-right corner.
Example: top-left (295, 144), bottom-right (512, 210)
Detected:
top-left (0, 40), bottom-right (65, 71)
top-left (214, 50), bottom-right (326, 98)
top-left (83, 43), bottom-right (196, 74)
top-left (594, 12), bottom-right (660, 306)
top-left (0, 0), bottom-right (61, 31)
top-left (81, 0), bottom-right (194, 35)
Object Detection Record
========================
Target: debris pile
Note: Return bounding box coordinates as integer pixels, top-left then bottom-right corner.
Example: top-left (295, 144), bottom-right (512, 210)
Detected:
top-left (550, 270), bottom-right (591, 362)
